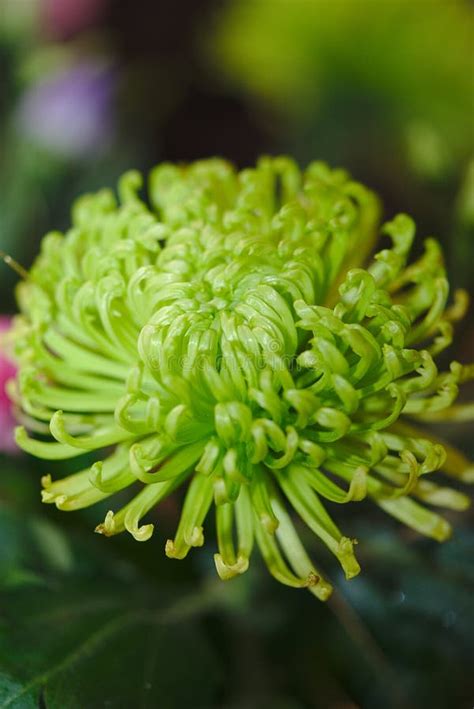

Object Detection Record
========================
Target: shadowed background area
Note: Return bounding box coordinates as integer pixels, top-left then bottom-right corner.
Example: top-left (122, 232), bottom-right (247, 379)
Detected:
top-left (0, 1), bottom-right (473, 707)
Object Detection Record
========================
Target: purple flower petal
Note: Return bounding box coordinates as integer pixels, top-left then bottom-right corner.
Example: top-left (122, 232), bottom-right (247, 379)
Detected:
top-left (17, 59), bottom-right (116, 158)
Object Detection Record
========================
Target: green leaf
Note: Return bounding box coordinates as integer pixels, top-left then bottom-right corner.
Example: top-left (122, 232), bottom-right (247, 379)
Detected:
top-left (0, 496), bottom-right (222, 708)
top-left (44, 619), bottom-right (219, 709)
top-left (0, 578), bottom-right (223, 709)
top-left (0, 589), bottom-right (221, 708)
top-left (0, 672), bottom-right (37, 709)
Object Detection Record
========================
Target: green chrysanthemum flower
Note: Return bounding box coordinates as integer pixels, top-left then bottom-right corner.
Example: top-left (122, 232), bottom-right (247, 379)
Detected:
top-left (9, 158), bottom-right (473, 600)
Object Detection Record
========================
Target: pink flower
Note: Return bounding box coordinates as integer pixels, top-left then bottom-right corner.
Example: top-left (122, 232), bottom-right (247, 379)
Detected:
top-left (41, 0), bottom-right (108, 39)
top-left (0, 317), bottom-right (18, 454)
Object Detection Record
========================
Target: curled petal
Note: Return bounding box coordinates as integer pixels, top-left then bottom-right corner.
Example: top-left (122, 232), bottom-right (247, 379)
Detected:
top-left (8, 156), bottom-right (473, 601)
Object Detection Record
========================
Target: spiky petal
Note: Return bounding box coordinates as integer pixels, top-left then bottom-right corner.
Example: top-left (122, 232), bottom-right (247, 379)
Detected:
top-left (10, 158), bottom-right (473, 599)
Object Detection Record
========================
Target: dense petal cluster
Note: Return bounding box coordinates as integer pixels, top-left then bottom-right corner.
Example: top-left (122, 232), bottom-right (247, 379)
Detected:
top-left (10, 158), bottom-right (473, 599)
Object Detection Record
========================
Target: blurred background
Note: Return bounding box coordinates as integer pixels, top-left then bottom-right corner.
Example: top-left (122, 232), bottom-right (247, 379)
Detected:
top-left (0, 1), bottom-right (473, 707)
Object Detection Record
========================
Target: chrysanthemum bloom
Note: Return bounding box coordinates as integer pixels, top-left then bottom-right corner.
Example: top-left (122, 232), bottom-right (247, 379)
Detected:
top-left (10, 158), bottom-right (473, 599)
